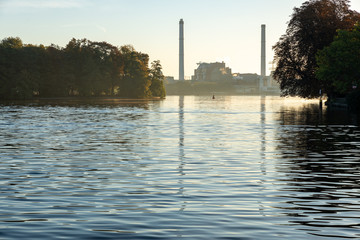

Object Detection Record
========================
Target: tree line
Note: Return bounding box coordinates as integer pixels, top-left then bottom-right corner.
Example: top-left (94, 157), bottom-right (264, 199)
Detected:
top-left (273, 0), bottom-right (360, 111)
top-left (0, 37), bottom-right (166, 99)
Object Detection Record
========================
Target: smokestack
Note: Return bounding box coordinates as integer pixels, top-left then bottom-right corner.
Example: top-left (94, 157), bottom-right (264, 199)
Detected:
top-left (179, 19), bottom-right (184, 81)
top-left (261, 24), bottom-right (266, 77)
top-left (260, 24), bottom-right (266, 91)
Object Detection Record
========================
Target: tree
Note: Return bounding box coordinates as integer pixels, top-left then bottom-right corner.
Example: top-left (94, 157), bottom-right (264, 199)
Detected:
top-left (0, 37), bottom-right (23, 49)
top-left (108, 47), bottom-right (123, 96)
top-left (64, 38), bottom-right (101, 96)
top-left (149, 60), bottom-right (166, 98)
top-left (0, 38), bottom-right (19, 99)
top-left (88, 41), bottom-right (124, 96)
top-left (40, 45), bottom-right (69, 97)
top-left (119, 45), bottom-right (151, 98)
top-left (316, 24), bottom-right (360, 94)
top-left (0, 37), bottom-right (43, 99)
top-left (273, 0), bottom-right (360, 98)
top-left (20, 44), bottom-right (47, 98)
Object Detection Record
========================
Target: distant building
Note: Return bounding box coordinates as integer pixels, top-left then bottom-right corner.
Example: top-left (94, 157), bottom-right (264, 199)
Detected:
top-left (232, 73), bottom-right (259, 94)
top-left (231, 72), bottom-right (280, 94)
top-left (165, 76), bottom-right (175, 84)
top-left (233, 73), bottom-right (259, 86)
top-left (192, 62), bottom-right (232, 82)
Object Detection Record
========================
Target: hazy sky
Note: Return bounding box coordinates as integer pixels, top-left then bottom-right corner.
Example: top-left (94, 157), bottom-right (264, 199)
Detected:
top-left (1, 0), bottom-right (360, 78)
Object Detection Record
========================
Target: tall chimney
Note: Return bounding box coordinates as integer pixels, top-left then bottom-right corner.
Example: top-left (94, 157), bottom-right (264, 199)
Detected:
top-left (260, 24), bottom-right (266, 91)
top-left (261, 24), bottom-right (266, 77)
top-left (179, 19), bottom-right (184, 81)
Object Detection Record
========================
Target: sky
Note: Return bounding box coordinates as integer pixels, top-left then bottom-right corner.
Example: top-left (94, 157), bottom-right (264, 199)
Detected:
top-left (1, 0), bottom-right (360, 79)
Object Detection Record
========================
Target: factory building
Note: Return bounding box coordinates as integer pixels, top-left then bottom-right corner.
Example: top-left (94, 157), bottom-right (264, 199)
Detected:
top-left (192, 62), bottom-right (232, 82)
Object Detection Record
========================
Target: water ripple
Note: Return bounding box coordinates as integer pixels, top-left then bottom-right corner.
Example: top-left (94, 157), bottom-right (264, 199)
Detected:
top-left (0, 96), bottom-right (359, 239)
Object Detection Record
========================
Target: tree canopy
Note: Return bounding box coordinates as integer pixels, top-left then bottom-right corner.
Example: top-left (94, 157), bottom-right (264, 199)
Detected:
top-left (316, 24), bottom-right (360, 94)
top-left (0, 37), bottom-right (166, 99)
top-left (273, 0), bottom-right (360, 98)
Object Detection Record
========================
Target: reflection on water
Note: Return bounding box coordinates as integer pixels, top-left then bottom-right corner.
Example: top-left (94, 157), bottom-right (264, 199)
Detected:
top-left (276, 102), bottom-right (360, 239)
top-left (0, 96), bottom-right (359, 239)
top-left (178, 96), bottom-right (185, 211)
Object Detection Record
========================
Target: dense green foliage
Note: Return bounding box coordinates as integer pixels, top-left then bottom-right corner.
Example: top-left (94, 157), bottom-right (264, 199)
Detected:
top-left (0, 37), bottom-right (166, 99)
top-left (316, 24), bottom-right (360, 113)
top-left (273, 0), bottom-right (360, 98)
top-left (316, 24), bottom-right (360, 94)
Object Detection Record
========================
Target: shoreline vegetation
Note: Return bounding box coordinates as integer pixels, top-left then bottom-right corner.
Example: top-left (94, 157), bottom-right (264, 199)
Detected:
top-left (0, 96), bottom-right (164, 107)
top-left (272, 0), bottom-right (360, 114)
top-left (0, 37), bottom-right (166, 100)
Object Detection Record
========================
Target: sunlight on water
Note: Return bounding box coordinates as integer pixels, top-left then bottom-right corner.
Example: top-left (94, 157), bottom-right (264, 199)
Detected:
top-left (0, 96), bottom-right (359, 239)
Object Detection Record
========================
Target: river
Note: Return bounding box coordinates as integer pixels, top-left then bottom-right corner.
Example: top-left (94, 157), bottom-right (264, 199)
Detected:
top-left (1, 95), bottom-right (359, 239)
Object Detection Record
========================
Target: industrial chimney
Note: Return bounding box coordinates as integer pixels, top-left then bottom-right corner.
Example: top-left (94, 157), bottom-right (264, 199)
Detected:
top-left (179, 19), bottom-right (184, 81)
top-left (260, 24), bottom-right (266, 91)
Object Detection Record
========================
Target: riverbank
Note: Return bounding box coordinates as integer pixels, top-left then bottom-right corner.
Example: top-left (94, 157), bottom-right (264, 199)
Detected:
top-left (325, 97), bottom-right (348, 108)
top-left (325, 91), bottom-right (360, 114)
top-left (0, 96), bottom-right (164, 106)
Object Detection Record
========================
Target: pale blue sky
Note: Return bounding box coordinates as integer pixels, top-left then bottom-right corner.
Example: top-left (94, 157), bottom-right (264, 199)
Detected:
top-left (1, 0), bottom-right (360, 78)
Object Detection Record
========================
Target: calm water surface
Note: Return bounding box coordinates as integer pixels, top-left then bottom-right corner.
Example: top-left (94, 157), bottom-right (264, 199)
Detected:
top-left (1, 96), bottom-right (360, 239)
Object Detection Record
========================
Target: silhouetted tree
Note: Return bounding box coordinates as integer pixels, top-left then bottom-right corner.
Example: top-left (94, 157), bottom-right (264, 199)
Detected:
top-left (273, 0), bottom-right (360, 98)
